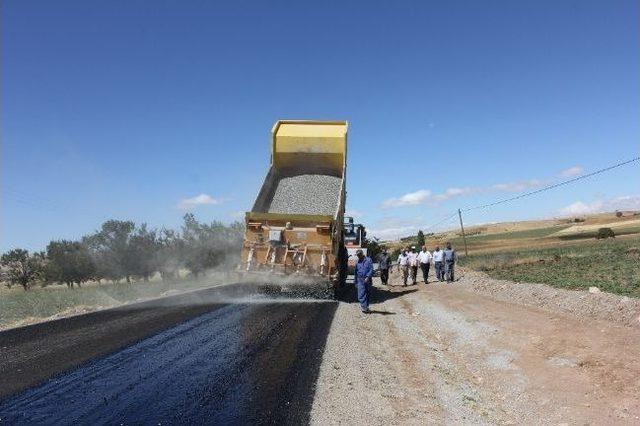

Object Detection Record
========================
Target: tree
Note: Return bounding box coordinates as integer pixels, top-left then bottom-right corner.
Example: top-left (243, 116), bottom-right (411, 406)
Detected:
top-left (84, 220), bottom-right (136, 283)
top-left (0, 249), bottom-right (44, 290)
top-left (364, 236), bottom-right (384, 261)
top-left (155, 228), bottom-right (184, 281)
top-left (45, 240), bottom-right (96, 288)
top-left (129, 224), bottom-right (158, 282)
top-left (181, 214), bottom-right (244, 277)
top-left (416, 230), bottom-right (425, 247)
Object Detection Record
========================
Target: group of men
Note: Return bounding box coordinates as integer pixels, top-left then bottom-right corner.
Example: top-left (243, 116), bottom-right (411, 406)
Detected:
top-left (352, 242), bottom-right (457, 314)
top-left (383, 243), bottom-right (457, 286)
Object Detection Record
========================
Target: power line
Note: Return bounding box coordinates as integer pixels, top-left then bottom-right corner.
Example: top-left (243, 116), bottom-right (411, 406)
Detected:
top-left (462, 156), bottom-right (639, 212)
top-left (422, 211), bottom-right (459, 232)
top-left (420, 156), bottom-right (639, 232)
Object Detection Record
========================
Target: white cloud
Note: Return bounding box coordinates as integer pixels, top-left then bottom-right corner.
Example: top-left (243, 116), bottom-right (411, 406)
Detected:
top-left (491, 179), bottom-right (544, 192)
top-left (559, 195), bottom-right (640, 216)
top-left (369, 225), bottom-right (418, 241)
top-left (368, 216), bottom-right (428, 240)
top-left (383, 181), bottom-right (544, 209)
top-left (559, 166), bottom-right (584, 178)
top-left (346, 210), bottom-right (364, 219)
top-left (380, 164), bottom-right (592, 210)
top-left (559, 201), bottom-right (601, 216)
top-left (177, 193), bottom-right (222, 210)
top-left (432, 187), bottom-right (478, 201)
top-left (382, 189), bottom-right (431, 208)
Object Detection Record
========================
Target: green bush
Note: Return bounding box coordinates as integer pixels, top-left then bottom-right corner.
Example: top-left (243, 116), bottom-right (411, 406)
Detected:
top-left (596, 228), bottom-right (615, 239)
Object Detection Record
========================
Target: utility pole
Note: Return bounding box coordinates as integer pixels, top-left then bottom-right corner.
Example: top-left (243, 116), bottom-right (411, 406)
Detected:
top-left (458, 208), bottom-right (469, 256)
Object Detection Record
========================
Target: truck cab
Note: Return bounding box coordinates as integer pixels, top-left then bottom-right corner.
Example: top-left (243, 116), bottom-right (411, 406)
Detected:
top-left (344, 217), bottom-right (367, 282)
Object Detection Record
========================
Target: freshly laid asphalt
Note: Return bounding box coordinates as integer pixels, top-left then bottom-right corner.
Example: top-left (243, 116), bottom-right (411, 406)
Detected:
top-left (0, 284), bottom-right (338, 425)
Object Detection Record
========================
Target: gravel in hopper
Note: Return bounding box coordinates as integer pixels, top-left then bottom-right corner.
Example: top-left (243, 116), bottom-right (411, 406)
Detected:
top-left (267, 174), bottom-right (341, 215)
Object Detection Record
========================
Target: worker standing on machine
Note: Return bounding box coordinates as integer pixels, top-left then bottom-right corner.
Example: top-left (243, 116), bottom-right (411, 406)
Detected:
top-left (355, 249), bottom-right (373, 313)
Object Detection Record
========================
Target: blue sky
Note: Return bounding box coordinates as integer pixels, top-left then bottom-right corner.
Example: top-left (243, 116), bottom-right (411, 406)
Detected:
top-left (3, 0), bottom-right (639, 250)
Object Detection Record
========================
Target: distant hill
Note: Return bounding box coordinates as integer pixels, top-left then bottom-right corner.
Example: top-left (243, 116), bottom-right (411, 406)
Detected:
top-left (385, 211), bottom-right (640, 255)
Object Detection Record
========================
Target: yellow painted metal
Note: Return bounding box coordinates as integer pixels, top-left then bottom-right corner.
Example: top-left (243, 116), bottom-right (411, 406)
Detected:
top-left (271, 120), bottom-right (348, 175)
top-left (246, 212), bottom-right (334, 223)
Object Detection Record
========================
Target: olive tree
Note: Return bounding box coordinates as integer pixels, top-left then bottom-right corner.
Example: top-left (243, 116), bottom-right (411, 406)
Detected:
top-left (0, 249), bottom-right (45, 290)
top-left (45, 240), bottom-right (96, 288)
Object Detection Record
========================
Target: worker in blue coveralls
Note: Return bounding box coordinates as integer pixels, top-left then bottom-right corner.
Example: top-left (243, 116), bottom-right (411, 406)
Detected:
top-left (355, 249), bottom-right (374, 313)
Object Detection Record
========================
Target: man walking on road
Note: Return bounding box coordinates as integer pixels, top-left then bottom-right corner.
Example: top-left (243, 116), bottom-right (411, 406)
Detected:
top-left (377, 249), bottom-right (392, 286)
top-left (408, 246), bottom-right (419, 285)
top-left (417, 245), bottom-right (432, 283)
top-left (397, 249), bottom-right (409, 286)
top-left (444, 242), bottom-right (457, 283)
top-left (433, 245), bottom-right (444, 282)
top-left (355, 249), bottom-right (373, 313)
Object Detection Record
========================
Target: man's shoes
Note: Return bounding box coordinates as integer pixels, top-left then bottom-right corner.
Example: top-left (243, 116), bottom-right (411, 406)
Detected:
top-left (361, 308), bottom-right (370, 314)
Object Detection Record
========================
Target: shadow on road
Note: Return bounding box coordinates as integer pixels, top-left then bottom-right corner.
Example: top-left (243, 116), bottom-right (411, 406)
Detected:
top-left (366, 310), bottom-right (396, 315)
top-left (339, 284), bottom-right (418, 311)
top-left (372, 286), bottom-right (418, 304)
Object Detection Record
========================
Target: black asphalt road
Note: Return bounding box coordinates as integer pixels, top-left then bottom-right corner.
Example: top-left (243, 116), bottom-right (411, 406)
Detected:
top-left (0, 285), bottom-right (338, 425)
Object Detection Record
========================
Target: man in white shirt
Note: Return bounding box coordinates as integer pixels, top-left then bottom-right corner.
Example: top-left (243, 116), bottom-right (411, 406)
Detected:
top-left (396, 249), bottom-right (409, 286)
top-left (407, 246), bottom-right (419, 285)
top-left (417, 245), bottom-right (432, 284)
top-left (432, 245), bottom-right (445, 282)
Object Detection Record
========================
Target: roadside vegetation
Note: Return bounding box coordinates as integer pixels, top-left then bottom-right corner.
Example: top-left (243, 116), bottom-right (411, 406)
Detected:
top-left (0, 213), bottom-right (244, 329)
top-left (458, 236), bottom-right (640, 297)
top-left (0, 273), bottom-right (233, 329)
top-left (0, 213), bottom-right (243, 291)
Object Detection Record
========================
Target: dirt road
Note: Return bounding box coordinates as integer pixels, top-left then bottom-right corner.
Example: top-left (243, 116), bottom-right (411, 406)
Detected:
top-left (1, 274), bottom-right (639, 425)
top-left (312, 275), bottom-right (640, 425)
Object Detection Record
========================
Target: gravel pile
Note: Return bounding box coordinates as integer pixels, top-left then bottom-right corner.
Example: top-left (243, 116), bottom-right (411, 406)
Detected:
top-left (267, 174), bottom-right (341, 215)
top-left (459, 268), bottom-right (640, 327)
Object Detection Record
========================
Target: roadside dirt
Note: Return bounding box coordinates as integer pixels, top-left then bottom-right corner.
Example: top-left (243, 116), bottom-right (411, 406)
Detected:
top-left (461, 268), bottom-right (640, 327)
top-left (311, 272), bottom-right (640, 425)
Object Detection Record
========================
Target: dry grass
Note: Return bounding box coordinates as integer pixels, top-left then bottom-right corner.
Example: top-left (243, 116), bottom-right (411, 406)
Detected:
top-left (0, 272), bottom-right (235, 330)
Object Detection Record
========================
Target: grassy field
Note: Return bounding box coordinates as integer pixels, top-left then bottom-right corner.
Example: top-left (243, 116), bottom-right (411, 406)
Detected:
top-left (0, 273), bottom-right (234, 329)
top-left (458, 236), bottom-right (640, 297)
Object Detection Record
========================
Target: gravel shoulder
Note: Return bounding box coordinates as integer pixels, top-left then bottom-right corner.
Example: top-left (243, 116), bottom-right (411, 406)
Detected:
top-left (460, 268), bottom-right (640, 327)
top-left (311, 271), bottom-right (640, 424)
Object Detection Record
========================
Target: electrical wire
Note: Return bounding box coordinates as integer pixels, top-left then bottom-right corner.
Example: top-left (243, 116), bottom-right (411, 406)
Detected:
top-left (422, 211), bottom-right (459, 232)
top-left (420, 156), bottom-right (639, 232)
top-left (461, 156), bottom-right (639, 212)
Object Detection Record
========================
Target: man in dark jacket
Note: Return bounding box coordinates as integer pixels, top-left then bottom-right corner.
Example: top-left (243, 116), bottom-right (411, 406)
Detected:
top-left (377, 249), bottom-right (392, 286)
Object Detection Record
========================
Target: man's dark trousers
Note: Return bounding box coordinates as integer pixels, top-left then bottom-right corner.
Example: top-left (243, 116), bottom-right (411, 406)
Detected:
top-left (356, 279), bottom-right (371, 311)
top-left (420, 263), bottom-right (430, 283)
top-left (380, 268), bottom-right (389, 285)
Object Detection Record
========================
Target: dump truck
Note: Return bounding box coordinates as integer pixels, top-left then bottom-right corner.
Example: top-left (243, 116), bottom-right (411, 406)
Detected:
top-left (240, 120), bottom-right (349, 297)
